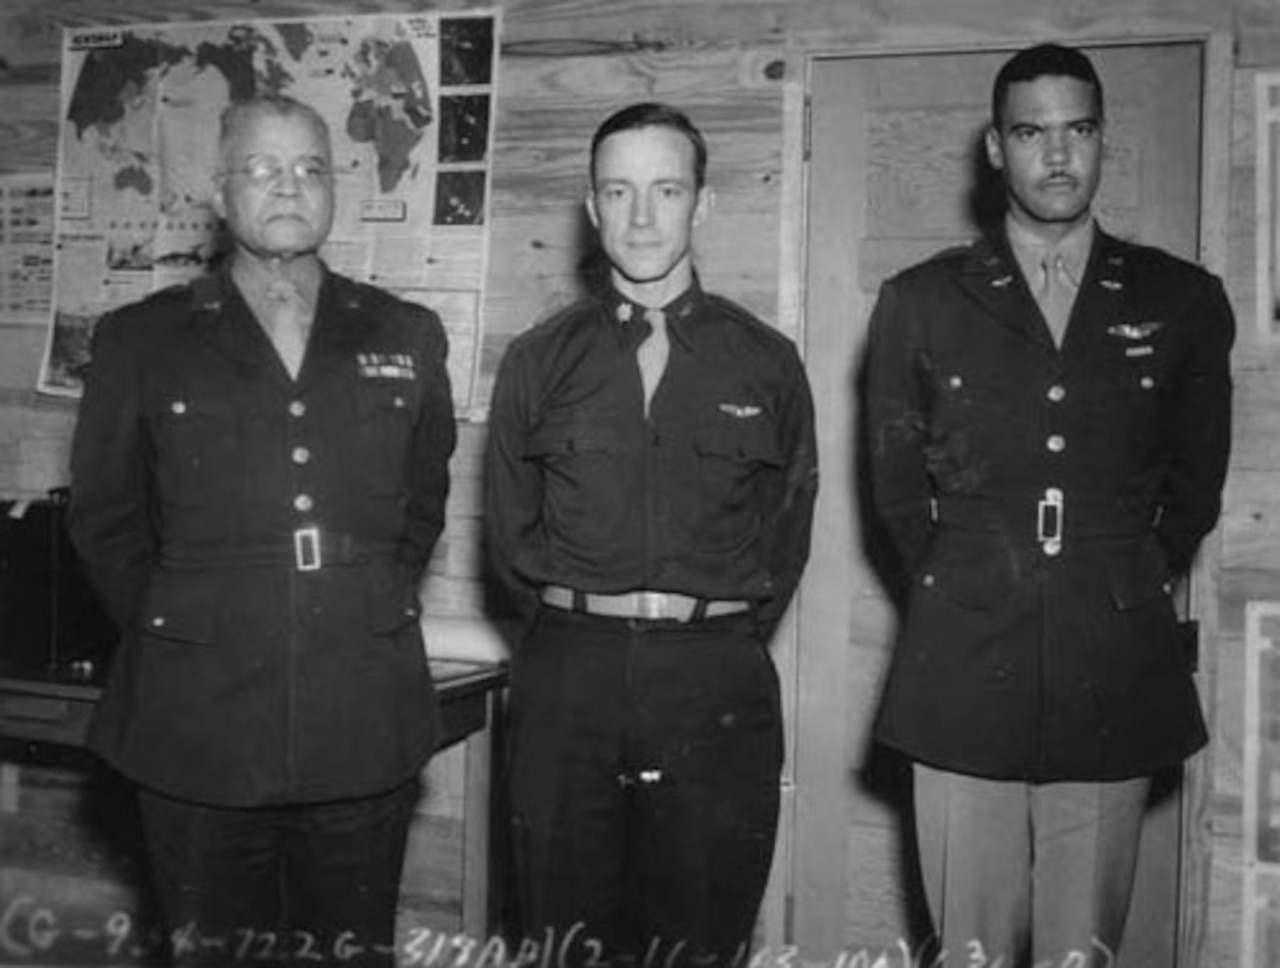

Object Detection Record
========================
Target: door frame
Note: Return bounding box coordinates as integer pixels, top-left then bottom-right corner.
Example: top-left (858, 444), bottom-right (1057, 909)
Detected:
top-left (777, 30), bottom-right (1233, 964)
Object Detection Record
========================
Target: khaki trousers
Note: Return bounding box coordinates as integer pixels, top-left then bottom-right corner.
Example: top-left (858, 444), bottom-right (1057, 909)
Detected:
top-left (913, 764), bottom-right (1151, 968)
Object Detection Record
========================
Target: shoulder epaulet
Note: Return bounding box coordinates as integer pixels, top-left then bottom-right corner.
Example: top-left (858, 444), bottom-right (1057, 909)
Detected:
top-left (704, 292), bottom-right (800, 352)
top-left (923, 241), bottom-right (977, 266)
top-left (885, 240), bottom-right (985, 286)
top-left (508, 296), bottom-right (600, 350)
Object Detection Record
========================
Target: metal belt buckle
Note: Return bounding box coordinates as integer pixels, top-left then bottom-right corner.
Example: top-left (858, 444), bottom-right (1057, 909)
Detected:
top-left (1037, 488), bottom-right (1064, 556)
top-left (637, 591), bottom-right (667, 620)
top-left (294, 526), bottom-right (321, 571)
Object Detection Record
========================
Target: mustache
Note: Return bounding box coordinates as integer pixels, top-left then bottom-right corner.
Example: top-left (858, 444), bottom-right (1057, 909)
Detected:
top-left (1039, 171), bottom-right (1078, 188)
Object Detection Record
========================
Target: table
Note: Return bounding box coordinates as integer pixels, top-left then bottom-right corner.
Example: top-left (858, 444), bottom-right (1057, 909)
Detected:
top-left (0, 656), bottom-right (508, 939)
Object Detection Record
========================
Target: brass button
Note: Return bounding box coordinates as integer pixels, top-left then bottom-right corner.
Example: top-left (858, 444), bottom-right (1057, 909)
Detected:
top-left (289, 400), bottom-right (307, 418)
top-left (1046, 385), bottom-right (1066, 403)
top-left (1046, 434), bottom-right (1066, 453)
top-left (291, 446), bottom-right (311, 465)
top-left (293, 494), bottom-right (314, 512)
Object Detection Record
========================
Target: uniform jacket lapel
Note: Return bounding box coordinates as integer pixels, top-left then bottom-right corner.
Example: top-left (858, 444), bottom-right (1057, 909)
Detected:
top-left (951, 235), bottom-right (1055, 351)
top-left (295, 270), bottom-right (380, 391)
top-left (1059, 229), bottom-right (1133, 362)
top-left (188, 269), bottom-right (277, 381)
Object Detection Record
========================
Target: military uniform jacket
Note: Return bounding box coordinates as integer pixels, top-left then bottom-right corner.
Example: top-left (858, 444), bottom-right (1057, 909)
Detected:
top-left (69, 266), bottom-right (456, 806)
top-left (867, 228), bottom-right (1234, 782)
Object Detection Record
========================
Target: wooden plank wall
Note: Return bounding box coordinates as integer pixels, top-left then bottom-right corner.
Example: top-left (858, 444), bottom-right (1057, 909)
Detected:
top-left (3, 0), bottom-right (1280, 963)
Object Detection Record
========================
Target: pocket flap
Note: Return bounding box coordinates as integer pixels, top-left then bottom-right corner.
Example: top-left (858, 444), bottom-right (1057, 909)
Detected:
top-left (920, 537), bottom-right (1017, 611)
top-left (354, 382), bottom-right (417, 420)
top-left (695, 418), bottom-right (782, 465)
top-left (140, 570), bottom-right (218, 645)
top-left (1106, 541), bottom-right (1172, 611)
top-left (367, 563), bottom-right (423, 634)
top-left (524, 415), bottom-right (616, 458)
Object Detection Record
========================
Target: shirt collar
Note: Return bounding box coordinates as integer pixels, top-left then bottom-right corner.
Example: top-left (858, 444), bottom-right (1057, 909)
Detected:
top-left (605, 277), bottom-right (703, 352)
top-left (1005, 215), bottom-right (1095, 290)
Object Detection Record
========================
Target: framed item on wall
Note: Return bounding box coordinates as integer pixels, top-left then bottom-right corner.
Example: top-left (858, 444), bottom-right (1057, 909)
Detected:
top-left (1257, 72), bottom-right (1280, 341)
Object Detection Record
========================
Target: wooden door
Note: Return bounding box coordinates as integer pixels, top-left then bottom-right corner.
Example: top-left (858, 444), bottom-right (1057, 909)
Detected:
top-left (791, 41), bottom-right (1207, 964)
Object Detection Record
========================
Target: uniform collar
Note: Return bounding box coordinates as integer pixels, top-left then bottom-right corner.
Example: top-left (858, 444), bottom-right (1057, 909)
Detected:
top-left (1004, 215), bottom-right (1095, 291)
top-left (604, 277), bottom-right (703, 353)
top-left (187, 261), bottom-right (378, 390)
top-left (951, 226), bottom-right (1131, 351)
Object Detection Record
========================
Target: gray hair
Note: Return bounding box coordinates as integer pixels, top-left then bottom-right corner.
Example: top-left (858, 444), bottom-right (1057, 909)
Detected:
top-left (216, 94), bottom-right (331, 168)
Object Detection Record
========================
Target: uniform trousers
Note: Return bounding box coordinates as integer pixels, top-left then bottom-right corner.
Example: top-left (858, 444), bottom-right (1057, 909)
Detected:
top-left (508, 607), bottom-right (783, 967)
top-left (913, 764), bottom-right (1151, 968)
top-left (136, 779), bottom-right (420, 967)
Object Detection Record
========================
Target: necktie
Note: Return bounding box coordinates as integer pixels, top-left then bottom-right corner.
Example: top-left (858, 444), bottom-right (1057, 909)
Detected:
top-left (1037, 252), bottom-right (1077, 347)
top-left (263, 279), bottom-right (311, 379)
top-left (636, 306), bottom-right (669, 417)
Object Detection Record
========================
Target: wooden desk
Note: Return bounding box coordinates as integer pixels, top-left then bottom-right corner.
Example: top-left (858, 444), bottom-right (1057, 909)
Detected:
top-left (0, 657), bottom-right (504, 751)
top-left (0, 657), bottom-right (507, 940)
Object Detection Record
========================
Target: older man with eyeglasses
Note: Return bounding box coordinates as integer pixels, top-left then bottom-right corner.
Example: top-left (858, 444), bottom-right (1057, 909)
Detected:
top-left (67, 94), bottom-right (456, 967)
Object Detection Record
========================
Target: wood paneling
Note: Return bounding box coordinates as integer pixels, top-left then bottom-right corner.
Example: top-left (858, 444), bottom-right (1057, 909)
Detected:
top-left (0, 0), bottom-right (1275, 963)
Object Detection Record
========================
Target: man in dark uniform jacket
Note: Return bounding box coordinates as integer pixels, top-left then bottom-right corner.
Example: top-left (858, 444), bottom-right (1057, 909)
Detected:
top-left (69, 95), bottom-right (455, 966)
top-left (867, 44), bottom-right (1234, 966)
top-left (485, 103), bottom-right (818, 966)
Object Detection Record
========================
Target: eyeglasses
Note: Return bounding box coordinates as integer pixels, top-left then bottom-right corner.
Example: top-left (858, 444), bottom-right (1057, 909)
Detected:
top-left (222, 157), bottom-right (333, 187)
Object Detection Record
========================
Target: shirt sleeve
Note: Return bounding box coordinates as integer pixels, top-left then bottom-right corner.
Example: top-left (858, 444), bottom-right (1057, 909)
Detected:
top-left (399, 306), bottom-right (457, 580)
top-left (67, 312), bottom-right (158, 633)
top-left (753, 344), bottom-right (819, 642)
top-left (1154, 274), bottom-right (1235, 575)
top-left (483, 340), bottom-right (545, 639)
top-left (865, 278), bottom-right (935, 599)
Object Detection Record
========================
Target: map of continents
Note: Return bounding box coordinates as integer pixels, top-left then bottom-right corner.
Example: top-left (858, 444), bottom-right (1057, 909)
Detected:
top-left (63, 20), bottom-right (435, 225)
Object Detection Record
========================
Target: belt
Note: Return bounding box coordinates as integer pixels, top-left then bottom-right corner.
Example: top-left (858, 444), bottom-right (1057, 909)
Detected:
top-left (160, 529), bottom-right (401, 572)
top-left (933, 493), bottom-right (1152, 556)
top-left (540, 585), bottom-right (751, 623)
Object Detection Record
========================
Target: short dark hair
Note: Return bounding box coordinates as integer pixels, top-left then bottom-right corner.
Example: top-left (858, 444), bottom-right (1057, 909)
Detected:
top-left (217, 94), bottom-right (331, 169)
top-left (991, 43), bottom-right (1104, 129)
top-left (589, 102), bottom-right (708, 189)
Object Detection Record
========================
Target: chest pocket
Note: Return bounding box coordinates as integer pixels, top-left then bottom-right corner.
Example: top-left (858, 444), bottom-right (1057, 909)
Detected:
top-left (150, 393), bottom-right (244, 502)
top-left (353, 381), bottom-right (419, 494)
top-left (694, 415), bottom-right (783, 522)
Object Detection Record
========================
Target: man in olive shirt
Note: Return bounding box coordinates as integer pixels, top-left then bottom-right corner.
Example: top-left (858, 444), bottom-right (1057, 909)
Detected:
top-left (486, 102), bottom-right (817, 966)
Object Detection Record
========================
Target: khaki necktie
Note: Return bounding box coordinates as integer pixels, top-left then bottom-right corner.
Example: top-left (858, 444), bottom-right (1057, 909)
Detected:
top-left (1037, 253), bottom-right (1077, 347)
top-left (263, 279), bottom-right (311, 379)
top-left (637, 306), bottom-right (669, 417)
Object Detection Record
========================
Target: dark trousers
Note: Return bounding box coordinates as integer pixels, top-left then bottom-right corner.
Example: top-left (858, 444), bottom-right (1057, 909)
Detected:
top-left (508, 607), bottom-right (783, 967)
top-left (136, 779), bottom-right (420, 967)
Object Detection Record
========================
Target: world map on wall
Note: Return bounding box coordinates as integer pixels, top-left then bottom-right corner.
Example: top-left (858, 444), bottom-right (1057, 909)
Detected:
top-left (43, 13), bottom-right (498, 409)
top-left (63, 19), bottom-right (437, 220)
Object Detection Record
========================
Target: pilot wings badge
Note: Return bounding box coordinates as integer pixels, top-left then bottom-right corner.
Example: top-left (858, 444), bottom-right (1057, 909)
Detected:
top-left (1106, 321), bottom-right (1165, 340)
